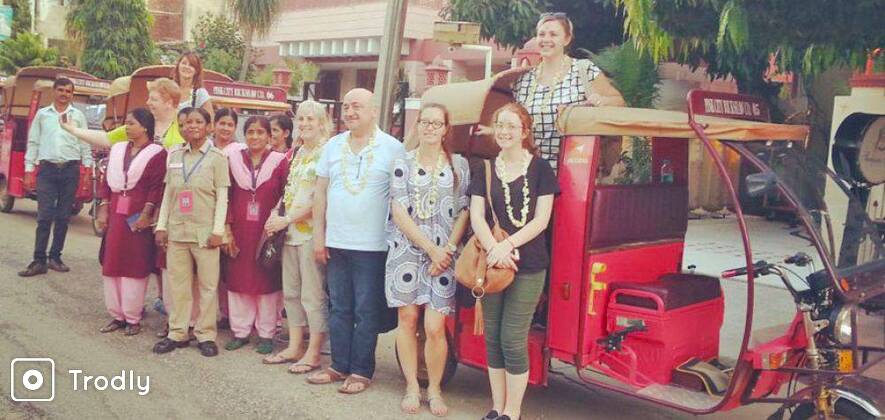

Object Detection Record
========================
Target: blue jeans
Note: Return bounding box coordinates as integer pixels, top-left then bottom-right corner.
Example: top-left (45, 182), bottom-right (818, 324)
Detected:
top-left (34, 162), bottom-right (80, 262)
top-left (326, 248), bottom-right (387, 379)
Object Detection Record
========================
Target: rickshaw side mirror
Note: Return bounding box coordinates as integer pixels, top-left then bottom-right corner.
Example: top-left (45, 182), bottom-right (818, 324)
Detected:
top-left (745, 171), bottom-right (777, 197)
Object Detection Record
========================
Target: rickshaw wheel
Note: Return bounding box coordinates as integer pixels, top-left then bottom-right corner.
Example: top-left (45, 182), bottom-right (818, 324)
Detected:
top-left (789, 399), bottom-right (875, 420)
top-left (394, 323), bottom-right (458, 389)
top-left (91, 203), bottom-right (104, 237)
top-left (0, 177), bottom-right (14, 213)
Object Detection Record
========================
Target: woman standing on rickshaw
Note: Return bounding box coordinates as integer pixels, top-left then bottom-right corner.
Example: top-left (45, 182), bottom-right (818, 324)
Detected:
top-left (480, 13), bottom-right (624, 169)
top-left (95, 108), bottom-right (166, 336)
top-left (386, 103), bottom-right (470, 417)
top-left (470, 103), bottom-right (558, 420)
top-left (173, 51), bottom-right (214, 114)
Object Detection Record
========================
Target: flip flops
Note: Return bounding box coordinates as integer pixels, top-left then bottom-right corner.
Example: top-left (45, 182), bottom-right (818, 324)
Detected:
top-left (400, 393), bottom-right (421, 415)
top-left (337, 375), bottom-right (371, 394)
top-left (288, 362), bottom-right (321, 374)
top-left (262, 352), bottom-right (298, 365)
top-left (306, 367), bottom-right (347, 385)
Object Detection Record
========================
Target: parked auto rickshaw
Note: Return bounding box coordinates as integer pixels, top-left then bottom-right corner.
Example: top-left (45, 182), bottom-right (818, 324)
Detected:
top-left (410, 69), bottom-right (884, 419)
top-left (0, 66), bottom-right (110, 214)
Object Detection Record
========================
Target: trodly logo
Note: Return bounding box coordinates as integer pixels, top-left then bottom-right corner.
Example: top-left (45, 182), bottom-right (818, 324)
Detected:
top-left (10, 358), bottom-right (56, 401)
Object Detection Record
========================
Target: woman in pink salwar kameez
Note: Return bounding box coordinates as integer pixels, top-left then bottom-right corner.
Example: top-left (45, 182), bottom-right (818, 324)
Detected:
top-left (97, 108), bottom-right (166, 336)
top-left (222, 116), bottom-right (289, 354)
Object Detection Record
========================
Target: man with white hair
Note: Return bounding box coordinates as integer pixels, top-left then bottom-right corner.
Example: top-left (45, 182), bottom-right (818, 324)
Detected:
top-left (307, 88), bottom-right (404, 394)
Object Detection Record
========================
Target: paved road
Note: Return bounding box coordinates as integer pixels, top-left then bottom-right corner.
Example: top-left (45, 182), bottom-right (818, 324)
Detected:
top-left (1, 200), bottom-right (778, 419)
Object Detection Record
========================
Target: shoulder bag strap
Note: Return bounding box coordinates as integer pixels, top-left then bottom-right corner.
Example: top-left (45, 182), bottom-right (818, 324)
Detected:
top-left (484, 160), bottom-right (501, 227)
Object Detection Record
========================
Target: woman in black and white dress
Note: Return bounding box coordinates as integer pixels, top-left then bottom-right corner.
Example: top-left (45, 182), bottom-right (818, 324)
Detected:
top-left (385, 103), bottom-right (470, 417)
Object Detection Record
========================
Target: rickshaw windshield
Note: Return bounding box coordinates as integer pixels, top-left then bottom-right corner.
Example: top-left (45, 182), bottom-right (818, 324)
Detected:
top-left (738, 141), bottom-right (884, 292)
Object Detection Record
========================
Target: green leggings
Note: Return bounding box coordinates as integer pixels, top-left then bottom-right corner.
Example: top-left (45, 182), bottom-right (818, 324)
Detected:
top-left (481, 269), bottom-right (546, 375)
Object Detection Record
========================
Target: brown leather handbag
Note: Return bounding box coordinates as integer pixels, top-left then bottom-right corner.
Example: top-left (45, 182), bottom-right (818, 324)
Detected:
top-left (454, 160), bottom-right (516, 334)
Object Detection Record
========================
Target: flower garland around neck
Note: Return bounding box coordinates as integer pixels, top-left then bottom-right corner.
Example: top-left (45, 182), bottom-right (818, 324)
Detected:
top-left (341, 131), bottom-right (376, 195)
top-left (411, 148), bottom-right (446, 220)
top-left (283, 143), bottom-right (321, 207)
top-left (527, 55), bottom-right (572, 110)
top-left (495, 151), bottom-right (532, 228)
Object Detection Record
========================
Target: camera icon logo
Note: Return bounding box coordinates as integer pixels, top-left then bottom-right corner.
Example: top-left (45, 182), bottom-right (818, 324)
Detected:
top-left (10, 358), bottom-right (55, 401)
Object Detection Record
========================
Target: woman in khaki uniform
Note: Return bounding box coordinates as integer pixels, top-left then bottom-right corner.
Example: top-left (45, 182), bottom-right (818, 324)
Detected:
top-left (153, 107), bottom-right (231, 357)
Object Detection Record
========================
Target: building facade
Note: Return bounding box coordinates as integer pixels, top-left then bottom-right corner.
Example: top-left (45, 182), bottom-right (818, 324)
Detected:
top-left (259, 0), bottom-right (513, 100)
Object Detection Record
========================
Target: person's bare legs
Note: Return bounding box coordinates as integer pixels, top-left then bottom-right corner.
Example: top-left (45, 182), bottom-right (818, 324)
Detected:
top-left (487, 367), bottom-right (507, 416)
top-left (502, 371), bottom-right (529, 419)
top-left (396, 305), bottom-right (421, 414)
top-left (293, 329), bottom-right (325, 372)
top-left (424, 307), bottom-right (449, 416)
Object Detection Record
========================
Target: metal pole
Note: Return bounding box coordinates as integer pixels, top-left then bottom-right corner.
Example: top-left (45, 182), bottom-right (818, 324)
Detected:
top-left (374, 0), bottom-right (408, 132)
top-left (462, 44), bottom-right (493, 79)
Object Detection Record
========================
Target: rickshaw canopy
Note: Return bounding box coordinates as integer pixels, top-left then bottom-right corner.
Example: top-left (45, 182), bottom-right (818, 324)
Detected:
top-left (557, 106), bottom-right (810, 141)
top-left (421, 67), bottom-right (809, 157)
top-left (105, 65), bottom-right (234, 119)
top-left (3, 66), bottom-right (110, 117)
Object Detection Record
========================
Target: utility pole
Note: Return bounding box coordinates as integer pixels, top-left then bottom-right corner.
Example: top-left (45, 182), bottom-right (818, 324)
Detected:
top-left (373, 0), bottom-right (408, 132)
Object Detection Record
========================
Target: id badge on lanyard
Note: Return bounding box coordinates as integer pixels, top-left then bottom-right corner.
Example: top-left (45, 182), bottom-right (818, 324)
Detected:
top-left (246, 198), bottom-right (260, 221)
top-left (178, 149), bottom-right (208, 216)
top-left (116, 194), bottom-right (131, 215)
top-left (245, 151), bottom-right (266, 222)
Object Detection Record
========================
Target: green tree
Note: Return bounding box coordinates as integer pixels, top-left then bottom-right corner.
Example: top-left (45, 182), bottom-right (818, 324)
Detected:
top-left (65, 0), bottom-right (156, 79)
top-left (0, 32), bottom-right (58, 74)
top-left (445, 0), bottom-right (624, 52)
top-left (229, 0), bottom-right (281, 81)
top-left (5, 0), bottom-right (31, 37)
top-left (610, 0), bottom-right (884, 160)
top-left (203, 48), bottom-right (241, 80)
top-left (592, 43), bottom-right (659, 108)
top-left (192, 13), bottom-right (245, 59)
top-left (250, 59), bottom-right (320, 96)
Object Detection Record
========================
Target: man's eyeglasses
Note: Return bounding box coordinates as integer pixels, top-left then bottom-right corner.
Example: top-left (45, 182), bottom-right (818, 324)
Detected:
top-left (418, 119), bottom-right (445, 130)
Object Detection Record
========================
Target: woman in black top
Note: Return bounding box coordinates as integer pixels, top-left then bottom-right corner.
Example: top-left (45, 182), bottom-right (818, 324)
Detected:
top-left (468, 102), bottom-right (559, 420)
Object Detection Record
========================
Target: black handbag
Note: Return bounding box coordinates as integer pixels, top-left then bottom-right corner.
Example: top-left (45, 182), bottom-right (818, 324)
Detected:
top-left (256, 201), bottom-right (286, 269)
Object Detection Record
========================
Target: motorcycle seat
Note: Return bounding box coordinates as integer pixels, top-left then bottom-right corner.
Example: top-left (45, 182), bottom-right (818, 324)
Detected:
top-left (611, 273), bottom-right (722, 311)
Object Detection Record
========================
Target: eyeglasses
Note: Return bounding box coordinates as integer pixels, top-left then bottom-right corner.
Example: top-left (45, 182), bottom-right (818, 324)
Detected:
top-left (418, 119), bottom-right (445, 130)
top-left (494, 122), bottom-right (523, 131)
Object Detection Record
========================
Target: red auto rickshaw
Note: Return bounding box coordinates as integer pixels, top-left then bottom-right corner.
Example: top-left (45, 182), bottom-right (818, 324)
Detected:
top-left (0, 66), bottom-right (110, 214)
top-left (408, 69), bottom-right (884, 419)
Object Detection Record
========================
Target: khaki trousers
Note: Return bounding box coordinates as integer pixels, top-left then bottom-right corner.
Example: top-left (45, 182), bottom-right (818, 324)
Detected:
top-left (166, 241), bottom-right (220, 342)
top-left (282, 240), bottom-right (328, 333)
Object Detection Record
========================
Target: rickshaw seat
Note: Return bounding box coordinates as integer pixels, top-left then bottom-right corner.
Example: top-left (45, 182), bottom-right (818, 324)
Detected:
top-left (588, 185), bottom-right (688, 250)
top-left (611, 273), bottom-right (721, 311)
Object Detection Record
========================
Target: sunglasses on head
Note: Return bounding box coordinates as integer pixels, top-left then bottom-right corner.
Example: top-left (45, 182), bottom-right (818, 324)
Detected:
top-left (540, 12), bottom-right (568, 19)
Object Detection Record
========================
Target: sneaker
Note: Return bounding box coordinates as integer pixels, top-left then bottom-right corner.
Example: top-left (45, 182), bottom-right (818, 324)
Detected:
top-left (47, 258), bottom-right (70, 272)
top-left (256, 338), bottom-right (274, 354)
top-left (18, 261), bottom-right (48, 277)
top-left (225, 337), bottom-right (250, 351)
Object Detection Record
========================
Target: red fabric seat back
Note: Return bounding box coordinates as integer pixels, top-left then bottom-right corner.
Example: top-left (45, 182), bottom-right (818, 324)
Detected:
top-left (587, 185), bottom-right (688, 250)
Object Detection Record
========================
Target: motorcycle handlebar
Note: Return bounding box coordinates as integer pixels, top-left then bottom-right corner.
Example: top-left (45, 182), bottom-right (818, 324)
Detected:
top-left (721, 260), bottom-right (770, 278)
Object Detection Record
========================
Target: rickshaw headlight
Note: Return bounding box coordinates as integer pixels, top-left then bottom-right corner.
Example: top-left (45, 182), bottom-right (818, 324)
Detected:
top-left (829, 304), bottom-right (855, 345)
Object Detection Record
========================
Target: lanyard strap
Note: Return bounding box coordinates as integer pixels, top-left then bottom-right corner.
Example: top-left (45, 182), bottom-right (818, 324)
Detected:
top-left (242, 150), bottom-right (269, 193)
top-left (181, 147), bottom-right (209, 184)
